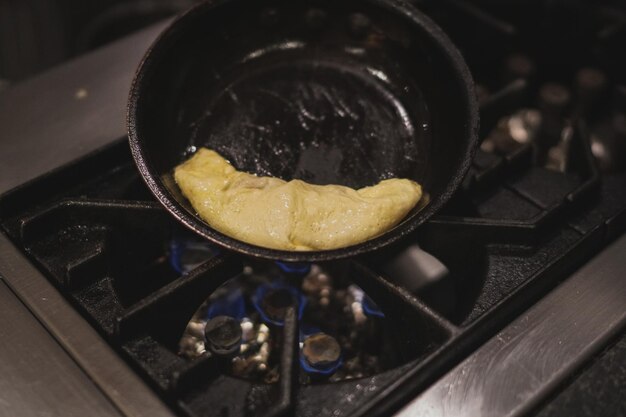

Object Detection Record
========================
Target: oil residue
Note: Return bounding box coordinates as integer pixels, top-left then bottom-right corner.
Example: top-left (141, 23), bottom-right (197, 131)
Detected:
top-left (188, 57), bottom-right (430, 189)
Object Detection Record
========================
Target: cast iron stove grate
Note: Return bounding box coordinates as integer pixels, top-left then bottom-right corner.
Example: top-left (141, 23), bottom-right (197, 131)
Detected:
top-left (1, 1), bottom-right (626, 416)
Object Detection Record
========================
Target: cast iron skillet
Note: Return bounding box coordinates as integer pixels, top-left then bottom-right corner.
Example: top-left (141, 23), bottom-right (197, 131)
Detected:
top-left (128, 0), bottom-right (479, 262)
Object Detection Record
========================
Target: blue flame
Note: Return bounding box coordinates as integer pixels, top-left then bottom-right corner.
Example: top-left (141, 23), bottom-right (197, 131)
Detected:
top-left (169, 235), bottom-right (219, 274)
top-left (252, 282), bottom-right (307, 326)
top-left (299, 324), bottom-right (321, 339)
top-left (275, 261), bottom-right (311, 275)
top-left (206, 288), bottom-right (246, 320)
top-left (362, 295), bottom-right (385, 318)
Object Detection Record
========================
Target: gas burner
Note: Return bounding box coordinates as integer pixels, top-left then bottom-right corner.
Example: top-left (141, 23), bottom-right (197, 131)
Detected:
top-left (169, 232), bottom-right (219, 274)
top-left (1, 1), bottom-right (626, 416)
top-left (420, 0), bottom-right (626, 176)
top-left (477, 67), bottom-right (624, 175)
top-left (179, 263), bottom-right (394, 383)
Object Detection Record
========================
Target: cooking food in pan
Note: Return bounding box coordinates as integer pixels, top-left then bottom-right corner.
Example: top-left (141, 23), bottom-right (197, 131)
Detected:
top-left (175, 148), bottom-right (422, 250)
top-left (127, 0), bottom-right (479, 261)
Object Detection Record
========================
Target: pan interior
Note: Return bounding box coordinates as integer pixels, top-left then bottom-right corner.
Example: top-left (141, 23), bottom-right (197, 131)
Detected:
top-left (132, 0), bottom-right (477, 256)
top-left (186, 53), bottom-right (431, 189)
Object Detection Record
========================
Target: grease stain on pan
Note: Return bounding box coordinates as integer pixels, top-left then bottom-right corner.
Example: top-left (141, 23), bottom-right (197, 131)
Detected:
top-left (241, 40), bottom-right (307, 63)
top-left (187, 60), bottom-right (430, 189)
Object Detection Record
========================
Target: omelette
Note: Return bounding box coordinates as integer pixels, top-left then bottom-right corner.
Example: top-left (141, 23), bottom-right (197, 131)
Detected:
top-left (174, 148), bottom-right (422, 251)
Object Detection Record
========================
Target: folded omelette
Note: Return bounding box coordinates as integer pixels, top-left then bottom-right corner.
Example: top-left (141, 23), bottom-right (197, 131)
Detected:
top-left (174, 148), bottom-right (422, 251)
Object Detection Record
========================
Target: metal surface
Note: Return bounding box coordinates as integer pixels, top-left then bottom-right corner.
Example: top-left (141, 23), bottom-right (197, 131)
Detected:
top-left (0, 20), bottom-right (169, 195)
top-left (0, 21), bottom-right (176, 417)
top-left (535, 333), bottom-right (626, 417)
top-left (0, 233), bottom-right (176, 417)
top-left (0, 279), bottom-right (122, 417)
top-left (396, 234), bottom-right (626, 417)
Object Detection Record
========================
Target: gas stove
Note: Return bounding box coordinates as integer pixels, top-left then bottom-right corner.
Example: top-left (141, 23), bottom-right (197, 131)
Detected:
top-left (0, 1), bottom-right (625, 417)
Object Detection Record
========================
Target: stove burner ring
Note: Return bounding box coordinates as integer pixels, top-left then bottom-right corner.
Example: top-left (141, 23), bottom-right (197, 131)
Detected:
top-left (253, 283), bottom-right (307, 326)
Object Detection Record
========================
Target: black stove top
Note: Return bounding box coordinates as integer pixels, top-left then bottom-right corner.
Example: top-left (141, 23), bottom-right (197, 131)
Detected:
top-left (1, 1), bottom-right (625, 416)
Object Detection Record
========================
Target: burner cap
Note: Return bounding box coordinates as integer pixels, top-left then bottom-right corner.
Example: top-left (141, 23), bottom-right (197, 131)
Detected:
top-left (301, 333), bottom-right (342, 374)
top-left (204, 316), bottom-right (242, 356)
top-left (261, 288), bottom-right (295, 322)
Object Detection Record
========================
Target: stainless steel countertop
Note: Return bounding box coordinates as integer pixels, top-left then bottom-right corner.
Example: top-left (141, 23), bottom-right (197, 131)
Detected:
top-left (0, 20), bottom-right (168, 194)
top-left (0, 279), bottom-right (122, 417)
top-left (0, 21), bottom-right (176, 417)
top-left (397, 234), bottom-right (626, 417)
top-left (0, 232), bottom-right (176, 417)
top-left (0, 18), bottom-right (625, 417)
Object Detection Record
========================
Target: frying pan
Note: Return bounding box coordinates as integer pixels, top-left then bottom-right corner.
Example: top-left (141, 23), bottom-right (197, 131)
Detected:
top-left (128, 0), bottom-right (479, 262)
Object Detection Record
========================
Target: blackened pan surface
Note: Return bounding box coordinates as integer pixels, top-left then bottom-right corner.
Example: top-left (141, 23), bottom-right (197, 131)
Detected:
top-left (128, 0), bottom-right (479, 261)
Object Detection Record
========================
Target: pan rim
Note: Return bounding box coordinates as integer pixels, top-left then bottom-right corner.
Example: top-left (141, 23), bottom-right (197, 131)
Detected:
top-left (127, 0), bottom-right (480, 262)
